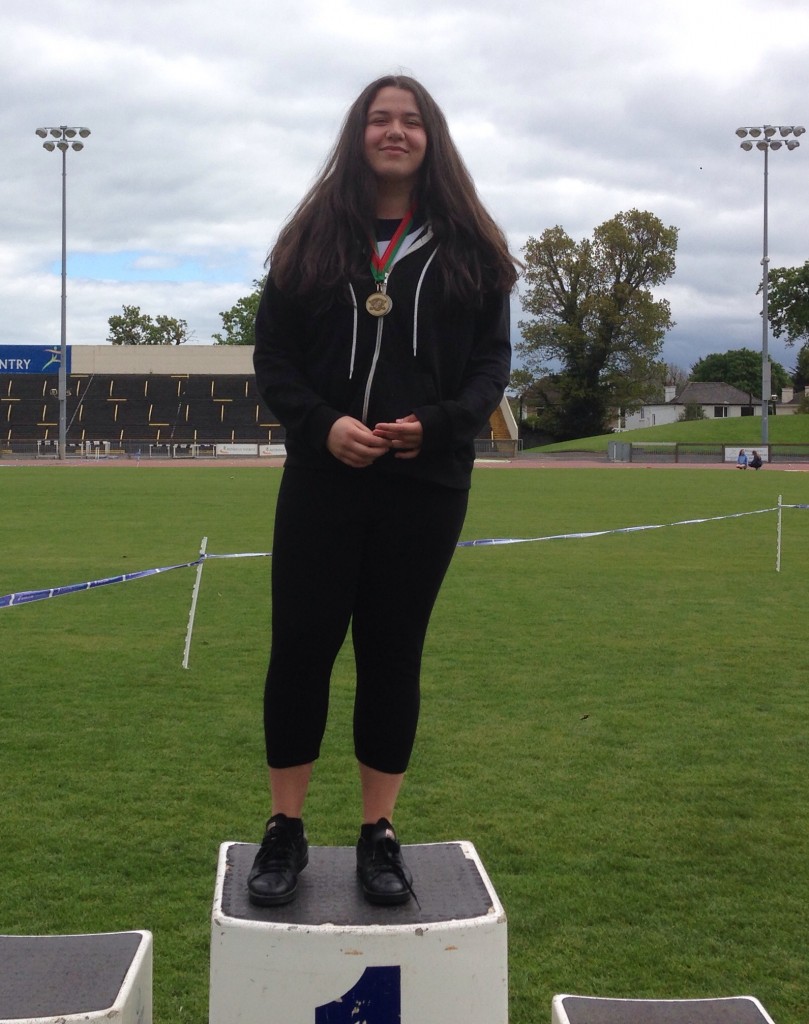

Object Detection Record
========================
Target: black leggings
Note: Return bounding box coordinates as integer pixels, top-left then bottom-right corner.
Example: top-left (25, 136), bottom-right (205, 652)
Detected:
top-left (263, 467), bottom-right (468, 774)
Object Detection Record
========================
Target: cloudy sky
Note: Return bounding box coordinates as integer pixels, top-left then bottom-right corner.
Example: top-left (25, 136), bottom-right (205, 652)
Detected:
top-left (3, 0), bottom-right (808, 376)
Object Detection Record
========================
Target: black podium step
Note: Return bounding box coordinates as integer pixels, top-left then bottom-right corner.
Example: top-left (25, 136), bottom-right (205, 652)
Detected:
top-left (222, 840), bottom-right (495, 926)
top-left (554, 995), bottom-right (775, 1024)
top-left (0, 931), bottom-right (147, 1020)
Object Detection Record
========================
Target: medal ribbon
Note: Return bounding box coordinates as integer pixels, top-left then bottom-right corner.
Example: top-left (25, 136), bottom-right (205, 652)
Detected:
top-left (370, 206), bottom-right (416, 284)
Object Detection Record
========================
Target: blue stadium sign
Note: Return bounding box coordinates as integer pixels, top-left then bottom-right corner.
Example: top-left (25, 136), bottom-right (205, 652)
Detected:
top-left (0, 345), bottom-right (70, 374)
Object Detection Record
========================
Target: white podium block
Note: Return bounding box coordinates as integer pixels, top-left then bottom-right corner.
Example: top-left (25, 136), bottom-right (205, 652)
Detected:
top-left (0, 931), bottom-right (152, 1024)
top-left (552, 994), bottom-right (776, 1024)
top-left (210, 840), bottom-right (507, 1024)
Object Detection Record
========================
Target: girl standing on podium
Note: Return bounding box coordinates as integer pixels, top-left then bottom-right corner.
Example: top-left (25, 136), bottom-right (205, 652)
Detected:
top-left (250, 73), bottom-right (518, 906)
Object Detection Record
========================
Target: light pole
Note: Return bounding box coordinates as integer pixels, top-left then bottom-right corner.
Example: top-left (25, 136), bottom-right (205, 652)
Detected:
top-left (735, 124), bottom-right (803, 447)
top-left (35, 125), bottom-right (91, 460)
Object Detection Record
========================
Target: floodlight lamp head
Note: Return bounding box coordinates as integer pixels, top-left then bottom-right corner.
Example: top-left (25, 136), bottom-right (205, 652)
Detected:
top-left (779, 126), bottom-right (793, 137)
top-left (770, 140), bottom-right (783, 150)
top-left (740, 140), bottom-right (753, 151)
top-left (793, 125), bottom-right (806, 137)
top-left (736, 127), bottom-right (748, 138)
top-left (764, 126), bottom-right (777, 138)
top-left (35, 128), bottom-right (48, 138)
top-left (64, 128), bottom-right (76, 138)
top-left (786, 140), bottom-right (800, 151)
top-left (78, 128), bottom-right (91, 138)
top-left (756, 140), bottom-right (768, 150)
top-left (749, 127), bottom-right (762, 137)
top-left (56, 141), bottom-right (68, 152)
top-left (43, 141), bottom-right (55, 151)
top-left (71, 141), bottom-right (84, 151)
top-left (49, 128), bottom-right (61, 138)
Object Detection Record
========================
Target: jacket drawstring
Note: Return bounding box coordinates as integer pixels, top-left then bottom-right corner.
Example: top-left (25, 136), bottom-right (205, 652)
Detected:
top-left (348, 284), bottom-right (359, 379)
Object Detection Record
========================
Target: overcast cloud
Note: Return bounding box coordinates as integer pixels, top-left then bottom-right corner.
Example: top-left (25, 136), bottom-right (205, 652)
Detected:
top-left (3, 0), bottom-right (808, 375)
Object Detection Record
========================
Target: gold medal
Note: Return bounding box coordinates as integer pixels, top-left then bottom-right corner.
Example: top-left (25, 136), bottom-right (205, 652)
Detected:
top-left (367, 207), bottom-right (416, 318)
top-left (366, 291), bottom-right (393, 317)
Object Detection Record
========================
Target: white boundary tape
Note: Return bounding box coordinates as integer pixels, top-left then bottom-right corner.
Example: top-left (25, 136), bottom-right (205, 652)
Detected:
top-left (3, 503), bottom-right (808, 613)
top-left (182, 536), bottom-right (208, 670)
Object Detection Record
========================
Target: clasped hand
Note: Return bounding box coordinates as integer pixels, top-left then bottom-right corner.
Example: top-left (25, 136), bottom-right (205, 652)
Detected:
top-left (327, 414), bottom-right (423, 469)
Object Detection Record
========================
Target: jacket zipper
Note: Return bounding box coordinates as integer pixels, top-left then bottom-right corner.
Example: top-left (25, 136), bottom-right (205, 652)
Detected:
top-left (359, 240), bottom-right (438, 424)
top-left (361, 316), bottom-right (385, 424)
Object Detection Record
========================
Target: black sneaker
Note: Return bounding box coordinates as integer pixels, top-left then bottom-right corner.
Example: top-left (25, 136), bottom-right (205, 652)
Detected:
top-left (247, 813), bottom-right (309, 906)
top-left (356, 818), bottom-right (416, 905)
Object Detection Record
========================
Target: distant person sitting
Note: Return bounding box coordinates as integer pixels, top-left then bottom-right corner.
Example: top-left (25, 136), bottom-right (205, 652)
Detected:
top-left (737, 449), bottom-right (748, 470)
top-left (750, 450), bottom-right (763, 470)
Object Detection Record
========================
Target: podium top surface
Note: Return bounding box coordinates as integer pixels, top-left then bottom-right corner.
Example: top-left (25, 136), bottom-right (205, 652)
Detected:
top-left (0, 931), bottom-right (144, 1019)
top-left (556, 996), bottom-right (773, 1024)
top-left (218, 841), bottom-right (500, 928)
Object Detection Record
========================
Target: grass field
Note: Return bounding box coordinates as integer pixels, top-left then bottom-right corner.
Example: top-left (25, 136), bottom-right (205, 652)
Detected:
top-left (533, 410), bottom-right (809, 451)
top-left (2, 464), bottom-right (808, 1023)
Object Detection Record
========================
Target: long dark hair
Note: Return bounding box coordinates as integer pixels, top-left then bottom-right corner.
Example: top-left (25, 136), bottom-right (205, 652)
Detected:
top-left (269, 75), bottom-right (519, 303)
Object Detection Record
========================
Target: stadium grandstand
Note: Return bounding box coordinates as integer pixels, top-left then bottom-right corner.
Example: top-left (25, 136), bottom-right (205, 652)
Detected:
top-left (0, 345), bottom-right (519, 459)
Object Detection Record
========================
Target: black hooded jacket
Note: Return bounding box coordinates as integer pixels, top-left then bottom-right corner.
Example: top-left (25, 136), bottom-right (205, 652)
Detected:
top-left (253, 224), bottom-right (511, 490)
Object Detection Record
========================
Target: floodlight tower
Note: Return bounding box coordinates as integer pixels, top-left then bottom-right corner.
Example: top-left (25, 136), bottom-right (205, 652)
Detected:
top-left (735, 124), bottom-right (804, 446)
top-left (35, 126), bottom-right (91, 460)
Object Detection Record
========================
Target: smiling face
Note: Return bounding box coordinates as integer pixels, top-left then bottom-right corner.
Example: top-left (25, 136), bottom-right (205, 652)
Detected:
top-left (363, 86), bottom-right (428, 194)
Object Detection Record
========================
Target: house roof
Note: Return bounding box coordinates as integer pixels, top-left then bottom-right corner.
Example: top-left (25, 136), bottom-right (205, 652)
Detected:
top-left (670, 381), bottom-right (760, 406)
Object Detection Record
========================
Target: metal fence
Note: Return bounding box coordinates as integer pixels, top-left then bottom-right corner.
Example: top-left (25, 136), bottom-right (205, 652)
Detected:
top-left (1, 440), bottom-right (263, 460)
top-left (2, 437), bottom-right (524, 461)
top-left (608, 441), bottom-right (809, 464)
top-left (474, 438), bottom-right (523, 457)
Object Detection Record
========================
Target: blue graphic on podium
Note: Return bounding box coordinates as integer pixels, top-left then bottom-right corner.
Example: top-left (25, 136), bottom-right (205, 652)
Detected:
top-left (315, 966), bottom-right (401, 1023)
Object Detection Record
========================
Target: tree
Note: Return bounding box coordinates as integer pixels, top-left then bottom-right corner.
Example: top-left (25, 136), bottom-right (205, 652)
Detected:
top-left (107, 305), bottom-right (191, 345)
top-left (767, 263), bottom-right (809, 394)
top-left (664, 362), bottom-right (689, 394)
top-left (678, 402), bottom-right (706, 422)
top-left (690, 347), bottom-right (790, 397)
top-left (213, 277), bottom-right (266, 345)
top-left (641, 360), bottom-right (688, 403)
top-left (507, 367), bottom-right (535, 421)
top-left (767, 262), bottom-right (809, 347)
top-left (517, 209), bottom-right (677, 439)
top-left (793, 344), bottom-right (809, 391)
top-left (153, 314), bottom-right (189, 346)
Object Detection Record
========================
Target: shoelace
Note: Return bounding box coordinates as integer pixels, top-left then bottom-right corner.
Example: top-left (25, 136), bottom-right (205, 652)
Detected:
top-left (257, 826), bottom-right (299, 868)
top-left (375, 836), bottom-right (420, 908)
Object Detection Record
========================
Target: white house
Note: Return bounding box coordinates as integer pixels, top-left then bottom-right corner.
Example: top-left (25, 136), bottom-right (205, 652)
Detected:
top-left (623, 381), bottom-right (761, 429)
top-left (778, 386), bottom-right (808, 414)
